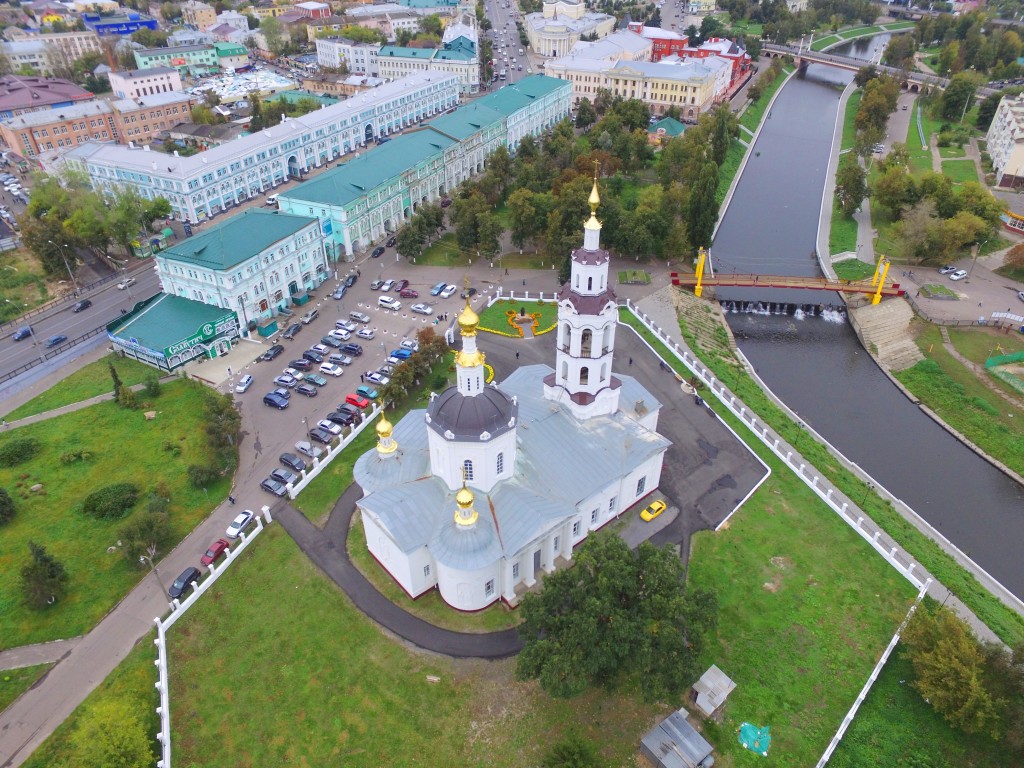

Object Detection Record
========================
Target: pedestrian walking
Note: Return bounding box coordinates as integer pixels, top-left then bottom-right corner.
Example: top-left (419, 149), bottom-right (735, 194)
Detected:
top-left (228, 495), bottom-right (236, 505)
top-left (628, 357), bottom-right (632, 366)
top-left (505, 268), bottom-right (509, 275)
top-left (515, 351), bottom-right (519, 359)
top-left (360, 373), bottom-right (365, 382)
top-left (979, 301), bottom-right (983, 307)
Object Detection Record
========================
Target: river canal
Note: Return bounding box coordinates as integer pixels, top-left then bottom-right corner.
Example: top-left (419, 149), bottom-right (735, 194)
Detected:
top-left (712, 36), bottom-right (1024, 599)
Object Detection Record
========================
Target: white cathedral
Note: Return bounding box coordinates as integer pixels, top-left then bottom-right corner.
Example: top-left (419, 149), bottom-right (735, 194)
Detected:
top-left (353, 178), bottom-right (671, 611)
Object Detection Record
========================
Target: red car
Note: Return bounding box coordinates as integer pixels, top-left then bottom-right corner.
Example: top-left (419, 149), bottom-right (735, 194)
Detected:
top-left (200, 538), bottom-right (230, 566)
top-left (395, 279), bottom-right (409, 292)
top-left (399, 288), bottom-right (419, 298)
top-left (345, 393), bottom-right (370, 409)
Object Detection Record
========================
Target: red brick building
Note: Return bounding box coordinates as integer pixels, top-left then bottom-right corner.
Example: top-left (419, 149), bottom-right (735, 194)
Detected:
top-left (626, 22), bottom-right (688, 62)
top-left (677, 37), bottom-right (751, 86)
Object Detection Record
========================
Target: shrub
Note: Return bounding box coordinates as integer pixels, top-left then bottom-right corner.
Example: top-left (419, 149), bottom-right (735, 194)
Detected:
top-left (116, 385), bottom-right (138, 409)
top-left (143, 375), bottom-right (161, 399)
top-left (20, 541), bottom-right (68, 609)
top-left (0, 487), bottom-right (15, 524)
top-left (0, 436), bottom-right (41, 467)
top-left (162, 439), bottom-right (181, 456)
top-left (118, 511), bottom-right (173, 563)
top-left (59, 449), bottom-right (93, 464)
top-left (81, 482), bottom-right (140, 521)
top-left (187, 464), bottom-right (219, 489)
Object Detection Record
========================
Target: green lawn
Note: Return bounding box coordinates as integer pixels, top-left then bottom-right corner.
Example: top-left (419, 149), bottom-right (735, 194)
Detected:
top-left (167, 526), bottom-right (668, 767)
top-left (20, 635), bottom-right (158, 768)
top-left (949, 325), bottom-right (1024, 363)
top-left (920, 282), bottom-right (957, 298)
top-left (348, 510), bottom-right (522, 632)
top-left (0, 380), bottom-right (232, 650)
top-left (938, 144), bottom-right (966, 158)
top-left (828, 649), bottom-right (1004, 767)
top-left (897, 325), bottom-right (1024, 478)
top-left (833, 259), bottom-right (876, 281)
top-left (907, 102), bottom-right (934, 176)
top-left (812, 34), bottom-right (841, 50)
top-left (4, 354), bottom-right (159, 421)
top-left (0, 662), bottom-right (52, 713)
top-left (621, 307), bottom-right (1024, 647)
top-left (478, 299), bottom-right (559, 336)
top-left (0, 249), bottom-right (56, 324)
top-left (829, 87), bottom-right (861, 257)
top-left (941, 159), bottom-right (979, 184)
top-left (417, 233), bottom-right (549, 270)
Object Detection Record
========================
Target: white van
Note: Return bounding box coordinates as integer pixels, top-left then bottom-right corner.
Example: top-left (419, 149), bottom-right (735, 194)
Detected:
top-left (518, 48), bottom-right (524, 55)
top-left (499, 69), bottom-right (507, 80)
top-left (265, 194), bottom-right (279, 207)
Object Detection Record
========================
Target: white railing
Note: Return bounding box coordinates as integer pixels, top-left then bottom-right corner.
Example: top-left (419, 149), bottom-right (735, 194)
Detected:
top-left (286, 405), bottom-right (382, 498)
top-left (487, 290), bottom-right (560, 306)
top-left (152, 508), bottom-right (273, 768)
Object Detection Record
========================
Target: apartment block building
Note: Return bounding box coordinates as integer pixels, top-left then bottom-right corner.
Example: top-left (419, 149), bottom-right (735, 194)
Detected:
top-left (181, 0), bottom-right (217, 30)
top-left (108, 67), bottom-right (184, 99)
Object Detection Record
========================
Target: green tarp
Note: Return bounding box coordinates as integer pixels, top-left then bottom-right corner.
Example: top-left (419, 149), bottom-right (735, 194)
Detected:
top-left (738, 722), bottom-right (771, 756)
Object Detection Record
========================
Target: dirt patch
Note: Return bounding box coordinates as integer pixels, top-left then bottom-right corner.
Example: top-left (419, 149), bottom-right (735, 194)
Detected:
top-left (763, 556), bottom-right (794, 592)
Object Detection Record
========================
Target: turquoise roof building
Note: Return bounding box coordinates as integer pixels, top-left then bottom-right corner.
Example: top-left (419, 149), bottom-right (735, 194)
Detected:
top-left (279, 75), bottom-right (571, 258)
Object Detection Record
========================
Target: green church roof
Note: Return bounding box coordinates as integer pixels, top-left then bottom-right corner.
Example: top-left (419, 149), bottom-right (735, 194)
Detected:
top-left (649, 116), bottom-right (687, 136)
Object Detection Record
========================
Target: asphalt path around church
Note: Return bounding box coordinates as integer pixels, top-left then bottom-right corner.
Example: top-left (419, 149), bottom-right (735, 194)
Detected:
top-left (273, 329), bottom-right (766, 658)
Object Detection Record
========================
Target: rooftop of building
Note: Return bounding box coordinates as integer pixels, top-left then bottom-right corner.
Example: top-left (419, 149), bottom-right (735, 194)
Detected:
top-left (136, 44), bottom-right (213, 56)
top-left (110, 66), bottom-right (179, 79)
top-left (84, 11), bottom-right (156, 24)
top-left (159, 208), bottom-right (317, 270)
top-left (1, 98), bottom-right (112, 127)
top-left (525, 8), bottom-right (615, 32)
top-left (213, 41), bottom-right (247, 54)
top-left (649, 116), bottom-right (686, 136)
top-left (111, 91), bottom-right (194, 111)
top-left (398, 0), bottom-right (459, 6)
top-left (306, 14), bottom-right (347, 25)
top-left (628, 22), bottom-right (686, 40)
top-left (64, 70), bottom-right (459, 177)
top-left (568, 29), bottom-right (651, 58)
top-left (378, 45), bottom-right (437, 59)
top-left (0, 75), bottom-right (93, 112)
top-left (108, 293), bottom-right (234, 355)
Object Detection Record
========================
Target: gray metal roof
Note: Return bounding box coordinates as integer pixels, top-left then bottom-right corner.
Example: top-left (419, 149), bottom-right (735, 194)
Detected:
top-left (639, 710), bottom-right (714, 768)
top-left (354, 365), bottom-right (670, 571)
top-left (426, 385), bottom-right (517, 442)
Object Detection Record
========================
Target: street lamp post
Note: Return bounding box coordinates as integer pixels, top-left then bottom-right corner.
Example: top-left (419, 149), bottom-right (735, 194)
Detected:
top-left (47, 241), bottom-right (80, 295)
top-left (139, 549), bottom-right (168, 598)
top-left (968, 239), bottom-right (988, 281)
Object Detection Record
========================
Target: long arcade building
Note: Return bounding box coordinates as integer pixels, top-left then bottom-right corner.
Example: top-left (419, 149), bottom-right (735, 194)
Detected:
top-left (64, 71), bottom-right (461, 225)
top-left (278, 75), bottom-right (571, 258)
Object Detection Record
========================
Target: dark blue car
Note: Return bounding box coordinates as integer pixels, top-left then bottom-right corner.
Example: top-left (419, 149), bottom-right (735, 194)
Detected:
top-left (12, 326), bottom-right (31, 341)
top-left (44, 334), bottom-right (67, 348)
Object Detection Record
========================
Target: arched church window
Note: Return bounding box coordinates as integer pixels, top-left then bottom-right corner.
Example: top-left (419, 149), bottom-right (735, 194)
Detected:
top-left (587, 276), bottom-right (592, 291)
top-left (603, 324), bottom-right (613, 353)
top-left (580, 366), bottom-right (589, 385)
top-left (560, 360), bottom-right (568, 382)
top-left (601, 363), bottom-right (608, 382)
top-left (580, 329), bottom-right (592, 357)
top-left (463, 459), bottom-right (474, 481)
top-left (562, 322), bottom-right (571, 351)
top-left (496, 452), bottom-right (504, 474)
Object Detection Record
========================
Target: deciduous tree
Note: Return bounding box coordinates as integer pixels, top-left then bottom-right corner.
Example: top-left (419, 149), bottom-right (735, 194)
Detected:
top-left (70, 698), bottom-right (153, 768)
top-left (835, 161), bottom-right (867, 216)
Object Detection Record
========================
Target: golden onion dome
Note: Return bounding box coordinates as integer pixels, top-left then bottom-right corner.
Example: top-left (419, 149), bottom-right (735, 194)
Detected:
top-left (375, 413), bottom-right (393, 439)
top-left (456, 485), bottom-right (474, 508)
top-left (588, 177), bottom-right (601, 212)
top-left (457, 301), bottom-right (479, 336)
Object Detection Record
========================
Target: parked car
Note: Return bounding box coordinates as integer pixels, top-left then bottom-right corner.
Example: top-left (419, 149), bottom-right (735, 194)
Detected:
top-left (939, 265), bottom-right (958, 274)
top-left (949, 269), bottom-right (968, 281)
top-left (304, 372), bottom-right (328, 387)
top-left (411, 303), bottom-right (433, 315)
top-left (284, 367), bottom-right (306, 381)
top-left (440, 198), bottom-right (452, 208)
top-left (317, 419), bottom-right (344, 436)
top-left (168, 566), bottom-right (202, 599)
top-left (378, 296), bottom-right (401, 311)
top-left (381, 279), bottom-right (396, 292)
top-left (345, 393), bottom-right (370, 409)
top-left (320, 335), bottom-right (343, 348)
top-left (260, 477), bottom-right (288, 497)
top-left (332, 285), bottom-right (347, 300)
top-left (280, 452), bottom-right (307, 473)
top-left (282, 323), bottom-right (302, 340)
top-left (263, 392), bottom-right (290, 409)
top-left (370, 279), bottom-right (385, 291)
top-left (461, 287), bottom-right (477, 299)
top-left (379, 363), bottom-right (395, 376)
top-left (261, 344), bottom-right (284, 361)
top-left (341, 343), bottom-right (363, 356)
top-left (308, 427), bottom-right (333, 444)
top-left (302, 349), bottom-right (324, 364)
top-left (311, 343), bottom-right (330, 355)
top-left (294, 440), bottom-right (324, 460)
top-left (295, 383), bottom-right (319, 397)
top-left (300, 309), bottom-right (319, 324)
top-left (273, 374), bottom-right (298, 388)
top-left (271, 467), bottom-right (300, 485)
top-left (394, 279), bottom-right (409, 292)
top-left (391, 348), bottom-right (413, 360)
top-left (326, 410), bottom-right (355, 426)
top-left (71, 299), bottom-right (92, 313)
top-left (328, 328), bottom-right (350, 341)
top-left (288, 358), bottom-right (312, 371)
top-left (366, 371), bottom-right (390, 386)
top-left (355, 327), bottom-right (375, 340)
top-left (371, 246), bottom-right (385, 258)
top-left (399, 289), bottom-right (419, 299)
top-left (273, 387), bottom-right (291, 400)
top-left (386, 236), bottom-right (397, 247)
top-left (235, 374), bottom-right (255, 393)
top-left (226, 510), bottom-right (257, 538)
top-left (356, 384), bottom-right (379, 400)
top-left (335, 319), bottom-right (357, 332)
top-left (640, 499), bottom-right (667, 522)
top-left (319, 362), bottom-right (343, 377)
top-left (328, 353), bottom-right (352, 366)
top-left (200, 538), bottom-right (230, 566)
top-left (265, 194), bottom-right (279, 206)
top-left (117, 277), bottom-right (136, 290)
top-left (439, 285), bottom-right (457, 299)
top-left (430, 281), bottom-right (447, 296)
top-left (400, 339), bottom-right (419, 352)
top-left (44, 334), bottom-right (67, 348)
top-left (344, 274), bottom-right (358, 288)
top-left (12, 326), bottom-right (31, 341)
top-left (349, 311), bottom-right (370, 324)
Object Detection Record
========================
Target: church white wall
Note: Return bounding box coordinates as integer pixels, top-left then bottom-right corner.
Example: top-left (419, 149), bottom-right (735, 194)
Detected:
top-left (426, 423), bottom-right (517, 492)
top-left (569, 261), bottom-right (609, 294)
top-left (361, 508), bottom-right (437, 598)
top-left (436, 558), bottom-right (501, 610)
top-left (617, 453), bottom-right (666, 508)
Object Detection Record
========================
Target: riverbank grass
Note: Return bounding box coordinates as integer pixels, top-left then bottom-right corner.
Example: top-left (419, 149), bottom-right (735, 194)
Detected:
top-left (4, 354), bottom-right (158, 420)
top-left (829, 91), bottom-right (863, 256)
top-left (0, 380), bottom-right (230, 650)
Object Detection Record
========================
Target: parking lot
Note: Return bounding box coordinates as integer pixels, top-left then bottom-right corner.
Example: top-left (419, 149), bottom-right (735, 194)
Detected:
top-left (203, 261), bottom-right (478, 499)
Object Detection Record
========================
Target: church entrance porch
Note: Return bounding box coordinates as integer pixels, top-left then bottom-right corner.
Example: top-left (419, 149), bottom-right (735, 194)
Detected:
top-left (508, 552), bottom-right (572, 607)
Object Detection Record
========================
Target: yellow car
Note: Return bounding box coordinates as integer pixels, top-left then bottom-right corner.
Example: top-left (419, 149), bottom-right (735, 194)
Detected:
top-left (640, 499), bottom-right (667, 522)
